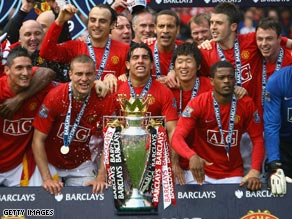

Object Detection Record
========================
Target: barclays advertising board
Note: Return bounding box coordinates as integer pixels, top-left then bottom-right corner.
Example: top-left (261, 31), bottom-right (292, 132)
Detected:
top-left (0, 184), bottom-right (291, 219)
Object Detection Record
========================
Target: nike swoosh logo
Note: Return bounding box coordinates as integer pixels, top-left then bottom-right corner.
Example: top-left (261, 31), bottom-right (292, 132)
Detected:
top-left (205, 120), bottom-right (214, 123)
top-left (284, 97), bottom-right (292, 100)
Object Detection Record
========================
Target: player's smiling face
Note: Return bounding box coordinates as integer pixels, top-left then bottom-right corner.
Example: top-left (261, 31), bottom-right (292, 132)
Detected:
top-left (111, 16), bottom-right (132, 45)
top-left (133, 12), bottom-right (155, 43)
top-left (19, 21), bottom-right (44, 55)
top-left (175, 54), bottom-right (199, 82)
top-left (256, 27), bottom-right (281, 61)
top-left (190, 20), bottom-right (211, 45)
top-left (5, 56), bottom-right (33, 93)
top-left (69, 62), bottom-right (95, 101)
top-left (88, 7), bottom-right (113, 43)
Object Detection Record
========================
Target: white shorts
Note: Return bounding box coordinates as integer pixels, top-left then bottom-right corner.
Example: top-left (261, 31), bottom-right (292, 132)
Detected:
top-left (0, 163), bottom-right (57, 187)
top-left (57, 160), bottom-right (98, 186)
top-left (180, 170), bottom-right (242, 184)
top-left (0, 163), bottom-right (23, 186)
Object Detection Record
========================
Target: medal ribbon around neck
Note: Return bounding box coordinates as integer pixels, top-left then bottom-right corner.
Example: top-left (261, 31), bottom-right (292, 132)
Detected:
top-left (261, 47), bottom-right (284, 106)
top-left (179, 77), bottom-right (200, 116)
top-left (62, 83), bottom-right (90, 154)
top-left (212, 92), bottom-right (237, 161)
top-left (128, 77), bottom-right (152, 99)
top-left (217, 38), bottom-right (242, 86)
top-left (153, 41), bottom-right (177, 78)
top-left (86, 36), bottom-right (111, 80)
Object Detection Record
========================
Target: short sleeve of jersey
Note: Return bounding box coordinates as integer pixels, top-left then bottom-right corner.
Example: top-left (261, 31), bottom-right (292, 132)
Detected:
top-left (240, 96), bottom-right (263, 138)
top-left (33, 86), bottom-right (63, 134)
top-left (160, 86), bottom-right (178, 122)
top-left (171, 94), bottom-right (206, 160)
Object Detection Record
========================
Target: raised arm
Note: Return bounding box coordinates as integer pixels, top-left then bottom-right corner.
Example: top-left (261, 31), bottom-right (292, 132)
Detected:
top-left (2, 0), bottom-right (35, 43)
top-left (39, 4), bottom-right (78, 62)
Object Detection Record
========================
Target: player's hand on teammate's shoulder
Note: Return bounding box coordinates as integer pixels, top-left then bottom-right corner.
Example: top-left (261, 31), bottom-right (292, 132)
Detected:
top-left (94, 80), bottom-right (109, 98)
top-left (197, 39), bottom-right (213, 50)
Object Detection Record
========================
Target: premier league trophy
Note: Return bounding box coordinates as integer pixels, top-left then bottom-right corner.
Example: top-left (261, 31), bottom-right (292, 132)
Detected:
top-left (103, 94), bottom-right (176, 214)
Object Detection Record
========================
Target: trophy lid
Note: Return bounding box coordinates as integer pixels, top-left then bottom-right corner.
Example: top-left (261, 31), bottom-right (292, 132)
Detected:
top-left (118, 94), bottom-right (152, 116)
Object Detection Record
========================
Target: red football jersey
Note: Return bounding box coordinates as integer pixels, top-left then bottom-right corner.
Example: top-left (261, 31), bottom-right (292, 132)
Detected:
top-left (0, 72), bottom-right (53, 172)
top-left (199, 32), bottom-right (289, 117)
top-left (172, 76), bottom-right (212, 115)
top-left (255, 46), bottom-right (292, 117)
top-left (172, 91), bottom-right (265, 179)
top-left (33, 83), bottom-right (115, 169)
top-left (40, 22), bottom-right (129, 79)
top-left (116, 80), bottom-right (178, 122)
top-left (149, 40), bottom-right (183, 78)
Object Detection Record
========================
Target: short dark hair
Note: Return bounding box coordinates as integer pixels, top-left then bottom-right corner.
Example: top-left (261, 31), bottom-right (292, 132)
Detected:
top-left (6, 47), bottom-right (31, 67)
top-left (213, 2), bottom-right (241, 25)
top-left (126, 43), bottom-right (153, 62)
top-left (91, 5), bottom-right (117, 26)
top-left (155, 10), bottom-right (180, 26)
top-left (256, 17), bottom-right (282, 37)
top-left (210, 61), bottom-right (234, 78)
top-left (70, 55), bottom-right (95, 71)
top-left (172, 42), bottom-right (202, 67)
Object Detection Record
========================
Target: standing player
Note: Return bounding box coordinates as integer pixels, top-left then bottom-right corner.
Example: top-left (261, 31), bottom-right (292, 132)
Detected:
top-left (264, 65), bottom-right (292, 195)
top-left (95, 43), bottom-right (178, 192)
top-left (32, 55), bottom-right (115, 195)
top-left (149, 10), bottom-right (182, 88)
top-left (116, 43), bottom-right (178, 139)
top-left (171, 43), bottom-right (211, 184)
top-left (171, 43), bottom-right (248, 184)
top-left (199, 3), bottom-right (292, 110)
top-left (39, 4), bottom-right (129, 93)
top-left (197, 3), bottom-right (291, 175)
top-left (0, 47), bottom-right (56, 186)
top-left (198, 3), bottom-right (259, 98)
top-left (172, 61), bottom-right (265, 190)
top-left (171, 43), bottom-right (212, 116)
top-left (255, 17), bottom-right (292, 116)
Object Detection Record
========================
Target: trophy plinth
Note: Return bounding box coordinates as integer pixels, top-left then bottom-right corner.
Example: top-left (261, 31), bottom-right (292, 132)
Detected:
top-left (118, 188), bottom-right (153, 212)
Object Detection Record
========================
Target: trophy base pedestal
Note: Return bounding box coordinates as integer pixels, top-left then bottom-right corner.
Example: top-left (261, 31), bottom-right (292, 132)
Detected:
top-left (115, 189), bottom-right (157, 215)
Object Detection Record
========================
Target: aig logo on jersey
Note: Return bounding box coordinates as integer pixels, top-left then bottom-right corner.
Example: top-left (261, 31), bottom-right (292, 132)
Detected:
top-left (207, 130), bottom-right (238, 147)
top-left (240, 63), bottom-right (252, 85)
top-left (3, 118), bottom-right (33, 136)
top-left (57, 123), bottom-right (91, 142)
